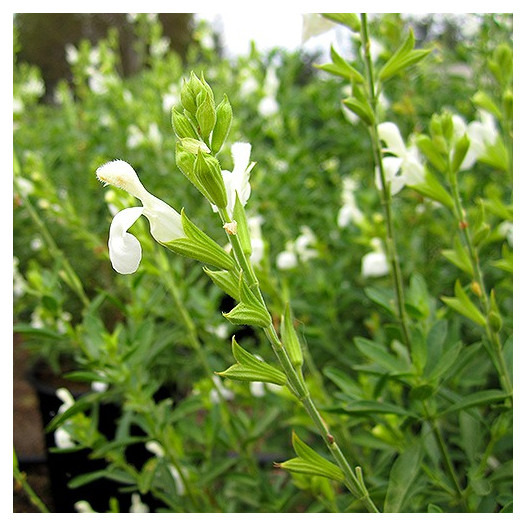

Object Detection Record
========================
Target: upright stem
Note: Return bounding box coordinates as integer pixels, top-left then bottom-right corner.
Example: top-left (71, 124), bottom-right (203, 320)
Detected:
top-left (359, 14), bottom-right (412, 354)
top-left (218, 208), bottom-right (380, 512)
top-left (446, 164), bottom-right (512, 396)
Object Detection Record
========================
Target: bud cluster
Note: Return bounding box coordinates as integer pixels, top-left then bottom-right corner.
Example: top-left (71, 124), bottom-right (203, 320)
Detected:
top-left (173, 72), bottom-right (233, 209)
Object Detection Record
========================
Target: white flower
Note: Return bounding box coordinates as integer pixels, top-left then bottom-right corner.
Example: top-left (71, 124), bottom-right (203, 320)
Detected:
top-left (337, 177), bottom-right (364, 228)
top-left (301, 14), bottom-right (335, 43)
top-left (249, 382), bottom-right (266, 398)
top-left (56, 388), bottom-right (75, 413)
top-left (377, 122), bottom-right (425, 193)
top-left (276, 227), bottom-right (318, 270)
top-left (214, 142), bottom-right (256, 217)
top-left (210, 375), bottom-right (235, 404)
top-left (130, 493), bottom-right (149, 513)
top-left (54, 427), bottom-right (75, 449)
top-left (362, 238), bottom-right (389, 278)
top-left (74, 501), bottom-right (96, 513)
top-left (96, 160), bottom-right (183, 274)
top-left (258, 96), bottom-right (279, 117)
top-left (247, 215), bottom-right (265, 265)
top-left (276, 245), bottom-right (298, 270)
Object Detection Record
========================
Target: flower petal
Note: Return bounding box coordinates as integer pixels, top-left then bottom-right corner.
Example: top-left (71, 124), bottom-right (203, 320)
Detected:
top-left (109, 207), bottom-right (144, 274)
top-left (378, 122), bottom-right (407, 158)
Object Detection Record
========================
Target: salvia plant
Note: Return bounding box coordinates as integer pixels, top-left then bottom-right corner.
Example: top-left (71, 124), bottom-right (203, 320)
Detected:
top-left (14, 13), bottom-right (512, 513)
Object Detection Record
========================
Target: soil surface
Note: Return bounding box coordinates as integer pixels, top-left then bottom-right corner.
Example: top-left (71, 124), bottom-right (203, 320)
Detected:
top-left (13, 335), bottom-right (55, 513)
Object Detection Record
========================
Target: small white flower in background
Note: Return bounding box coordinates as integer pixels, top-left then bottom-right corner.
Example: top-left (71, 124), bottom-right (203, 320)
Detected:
top-left (301, 14), bottom-right (335, 43)
top-left (258, 65), bottom-right (280, 117)
top-left (377, 122), bottom-right (425, 193)
top-left (56, 388), bottom-right (75, 414)
top-left (207, 323), bottom-right (230, 340)
top-left (210, 375), bottom-right (235, 404)
top-left (248, 215), bottom-right (265, 265)
top-left (361, 238), bottom-right (389, 278)
top-left (337, 177), bottom-right (364, 228)
top-left (295, 226), bottom-right (318, 262)
top-left (74, 500), bottom-right (96, 513)
top-left (91, 380), bottom-right (108, 393)
top-left (276, 242), bottom-right (298, 270)
top-left (276, 227), bottom-right (319, 270)
top-left (65, 44), bottom-right (79, 65)
top-left (213, 142), bottom-right (256, 217)
top-left (130, 493), bottom-right (150, 513)
top-left (150, 36), bottom-right (170, 58)
top-left (96, 160), bottom-right (183, 274)
top-left (13, 257), bottom-right (26, 298)
top-left (249, 382), bottom-right (266, 398)
top-left (145, 441), bottom-right (186, 496)
top-left (54, 427), bottom-right (75, 449)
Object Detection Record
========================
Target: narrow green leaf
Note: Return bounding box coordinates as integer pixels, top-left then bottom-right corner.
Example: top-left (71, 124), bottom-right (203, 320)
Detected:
top-left (203, 268), bottom-right (241, 301)
top-left (321, 13), bottom-right (360, 32)
top-left (440, 389), bottom-right (509, 415)
top-left (408, 168), bottom-right (454, 210)
top-left (384, 442), bottom-right (424, 512)
top-left (441, 280), bottom-right (486, 326)
top-left (354, 337), bottom-right (410, 373)
top-left (342, 96), bottom-right (374, 125)
top-left (442, 238), bottom-right (474, 276)
top-left (232, 193), bottom-right (251, 256)
top-left (281, 304), bottom-right (303, 367)
top-left (277, 432), bottom-right (344, 482)
top-left (326, 399), bottom-right (419, 418)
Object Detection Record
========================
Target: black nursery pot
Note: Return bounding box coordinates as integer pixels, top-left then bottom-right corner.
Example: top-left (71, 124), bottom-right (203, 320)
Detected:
top-left (27, 362), bottom-right (132, 513)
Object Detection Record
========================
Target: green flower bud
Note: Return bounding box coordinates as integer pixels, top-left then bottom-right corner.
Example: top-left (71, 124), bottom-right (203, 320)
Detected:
top-left (194, 150), bottom-right (227, 208)
top-left (171, 108), bottom-right (198, 140)
top-left (196, 93), bottom-right (216, 141)
top-left (211, 94), bottom-right (233, 153)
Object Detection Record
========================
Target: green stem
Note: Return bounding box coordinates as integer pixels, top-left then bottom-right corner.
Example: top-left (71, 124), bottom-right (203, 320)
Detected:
top-left (446, 164), bottom-right (512, 396)
top-left (423, 404), bottom-right (465, 505)
top-left (13, 450), bottom-right (50, 513)
top-left (217, 207), bottom-right (380, 513)
top-left (14, 177), bottom-right (90, 309)
top-left (359, 13), bottom-right (412, 354)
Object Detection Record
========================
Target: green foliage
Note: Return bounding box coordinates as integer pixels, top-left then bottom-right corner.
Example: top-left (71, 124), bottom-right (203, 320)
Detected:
top-left (13, 13), bottom-right (512, 513)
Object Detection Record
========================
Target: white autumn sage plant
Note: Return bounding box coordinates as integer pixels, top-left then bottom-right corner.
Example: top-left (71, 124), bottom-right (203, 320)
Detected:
top-left (96, 159), bottom-right (183, 274)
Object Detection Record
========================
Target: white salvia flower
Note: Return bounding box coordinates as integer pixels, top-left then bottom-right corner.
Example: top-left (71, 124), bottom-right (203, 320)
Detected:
top-left (74, 501), bottom-right (96, 513)
top-left (56, 388), bottom-right (75, 413)
top-left (276, 242), bottom-right (298, 270)
top-left (54, 427), bottom-right (75, 449)
top-left (362, 238), bottom-right (389, 278)
top-left (249, 382), bottom-right (266, 398)
top-left (377, 122), bottom-right (425, 192)
top-left (210, 375), bottom-right (235, 404)
top-left (247, 215), bottom-right (265, 265)
top-left (65, 44), bottom-right (79, 65)
top-left (145, 441), bottom-right (165, 458)
top-left (465, 110), bottom-right (499, 165)
top-left (130, 493), bottom-right (149, 513)
top-left (96, 160), bottom-right (183, 274)
top-left (337, 177), bottom-right (364, 228)
top-left (301, 14), bottom-right (335, 43)
top-left (214, 142), bottom-right (256, 217)
top-left (295, 226), bottom-right (318, 262)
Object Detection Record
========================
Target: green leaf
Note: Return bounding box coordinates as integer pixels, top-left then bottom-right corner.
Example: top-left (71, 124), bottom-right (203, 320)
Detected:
top-left (211, 94), bottom-right (233, 153)
top-left (164, 209), bottom-right (235, 270)
top-left (379, 29), bottom-right (431, 81)
top-left (384, 442), bottom-right (424, 512)
top-left (217, 337), bottom-right (287, 385)
top-left (326, 399), bottom-right (419, 419)
top-left (223, 276), bottom-right (271, 327)
top-left (472, 91), bottom-right (501, 118)
top-left (281, 303), bottom-right (303, 368)
top-left (316, 46), bottom-right (364, 83)
top-left (441, 280), bottom-right (486, 326)
top-left (440, 389), bottom-right (509, 415)
top-left (232, 193), bottom-right (251, 256)
top-left (277, 432), bottom-right (344, 483)
top-left (342, 96), bottom-right (374, 125)
top-left (415, 134), bottom-right (447, 172)
top-left (442, 237), bottom-right (474, 276)
top-left (321, 13), bottom-right (360, 32)
top-left (425, 341), bottom-right (462, 381)
top-left (408, 168), bottom-right (454, 210)
top-left (203, 268), bottom-right (241, 301)
top-left (451, 134), bottom-right (470, 173)
top-left (354, 337), bottom-right (410, 373)
top-left (364, 286), bottom-right (396, 315)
